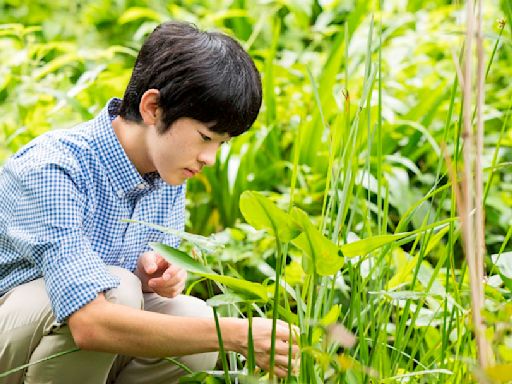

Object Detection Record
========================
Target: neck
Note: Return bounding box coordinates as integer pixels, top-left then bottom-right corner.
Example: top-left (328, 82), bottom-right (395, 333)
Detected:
top-left (112, 116), bottom-right (154, 174)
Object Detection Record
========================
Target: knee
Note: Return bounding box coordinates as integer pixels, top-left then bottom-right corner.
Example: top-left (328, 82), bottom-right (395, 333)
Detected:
top-left (180, 351), bottom-right (219, 372)
top-left (178, 295), bottom-right (213, 318)
top-left (105, 266), bottom-right (143, 310)
top-left (150, 295), bottom-right (213, 318)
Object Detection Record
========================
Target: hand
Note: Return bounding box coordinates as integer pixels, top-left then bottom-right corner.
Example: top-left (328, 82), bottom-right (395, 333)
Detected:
top-left (134, 251), bottom-right (187, 298)
top-left (239, 318), bottom-right (300, 378)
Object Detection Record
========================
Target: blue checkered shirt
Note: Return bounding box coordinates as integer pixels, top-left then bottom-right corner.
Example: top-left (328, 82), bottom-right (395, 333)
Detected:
top-left (0, 98), bottom-right (186, 322)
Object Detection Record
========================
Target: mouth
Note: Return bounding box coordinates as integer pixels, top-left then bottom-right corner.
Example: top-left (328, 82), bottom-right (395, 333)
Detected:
top-left (183, 168), bottom-right (199, 177)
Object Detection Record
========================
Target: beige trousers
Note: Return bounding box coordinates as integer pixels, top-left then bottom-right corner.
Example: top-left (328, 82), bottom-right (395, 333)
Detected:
top-left (0, 266), bottom-right (218, 384)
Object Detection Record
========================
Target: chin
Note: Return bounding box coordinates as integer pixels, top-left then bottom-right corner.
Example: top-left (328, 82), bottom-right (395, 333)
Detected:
top-left (161, 174), bottom-right (186, 186)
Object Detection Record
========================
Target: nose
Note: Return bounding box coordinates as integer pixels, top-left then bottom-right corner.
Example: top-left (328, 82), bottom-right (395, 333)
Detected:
top-left (198, 144), bottom-right (217, 167)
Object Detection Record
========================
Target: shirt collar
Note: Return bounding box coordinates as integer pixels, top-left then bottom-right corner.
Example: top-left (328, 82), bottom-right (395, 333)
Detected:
top-left (92, 98), bottom-right (164, 199)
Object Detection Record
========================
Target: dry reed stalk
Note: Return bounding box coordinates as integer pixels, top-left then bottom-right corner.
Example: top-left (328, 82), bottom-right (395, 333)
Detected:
top-left (475, 0), bottom-right (492, 367)
top-left (475, 0), bottom-right (486, 307)
top-left (461, 0), bottom-right (490, 370)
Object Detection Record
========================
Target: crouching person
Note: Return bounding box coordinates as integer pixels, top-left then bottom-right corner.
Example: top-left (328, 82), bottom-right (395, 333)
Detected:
top-left (0, 21), bottom-right (298, 384)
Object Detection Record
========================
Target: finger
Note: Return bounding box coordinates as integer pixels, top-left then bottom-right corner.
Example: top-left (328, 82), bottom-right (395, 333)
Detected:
top-left (273, 342), bottom-right (300, 359)
top-left (148, 276), bottom-right (170, 289)
top-left (149, 267), bottom-right (185, 289)
top-left (273, 355), bottom-right (291, 368)
top-left (274, 340), bottom-right (295, 355)
top-left (162, 264), bottom-right (184, 281)
top-left (148, 277), bottom-right (185, 297)
top-left (170, 282), bottom-right (186, 298)
top-left (142, 252), bottom-right (159, 274)
top-left (273, 365), bottom-right (288, 379)
top-left (170, 269), bottom-right (187, 286)
top-left (275, 321), bottom-right (300, 341)
top-left (154, 253), bottom-right (169, 270)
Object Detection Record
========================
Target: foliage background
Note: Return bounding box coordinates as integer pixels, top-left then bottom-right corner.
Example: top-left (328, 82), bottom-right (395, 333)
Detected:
top-left (1, 0), bottom-right (512, 382)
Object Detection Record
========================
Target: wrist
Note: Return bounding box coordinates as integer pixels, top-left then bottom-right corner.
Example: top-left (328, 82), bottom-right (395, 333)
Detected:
top-left (218, 317), bottom-right (247, 354)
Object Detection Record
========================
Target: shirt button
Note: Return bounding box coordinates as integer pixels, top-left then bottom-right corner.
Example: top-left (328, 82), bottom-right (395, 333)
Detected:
top-left (136, 183), bottom-right (145, 190)
top-left (117, 190), bottom-right (125, 198)
top-left (119, 256), bottom-right (125, 264)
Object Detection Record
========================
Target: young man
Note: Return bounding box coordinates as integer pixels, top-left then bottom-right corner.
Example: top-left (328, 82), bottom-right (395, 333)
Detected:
top-left (0, 21), bottom-right (297, 383)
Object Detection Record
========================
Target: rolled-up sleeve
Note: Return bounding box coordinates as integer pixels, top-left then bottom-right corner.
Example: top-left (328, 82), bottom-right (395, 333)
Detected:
top-left (11, 162), bottom-right (119, 322)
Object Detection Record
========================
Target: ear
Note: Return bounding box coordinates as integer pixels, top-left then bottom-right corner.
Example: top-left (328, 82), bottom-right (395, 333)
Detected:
top-left (139, 89), bottom-right (160, 126)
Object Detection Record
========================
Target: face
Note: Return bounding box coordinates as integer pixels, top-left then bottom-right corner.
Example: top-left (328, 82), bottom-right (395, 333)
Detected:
top-left (145, 117), bottom-right (231, 185)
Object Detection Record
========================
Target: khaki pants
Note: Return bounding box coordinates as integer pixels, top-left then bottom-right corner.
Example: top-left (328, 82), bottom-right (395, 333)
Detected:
top-left (0, 267), bottom-right (218, 384)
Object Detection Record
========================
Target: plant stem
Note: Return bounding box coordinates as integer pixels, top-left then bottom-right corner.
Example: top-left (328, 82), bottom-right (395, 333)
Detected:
top-left (206, 280), bottom-right (231, 384)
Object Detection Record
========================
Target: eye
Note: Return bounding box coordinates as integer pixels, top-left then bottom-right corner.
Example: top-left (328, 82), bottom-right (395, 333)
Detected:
top-left (199, 132), bottom-right (212, 142)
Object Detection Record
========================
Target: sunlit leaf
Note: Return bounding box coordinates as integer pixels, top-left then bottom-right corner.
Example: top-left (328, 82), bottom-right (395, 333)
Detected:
top-left (151, 242), bottom-right (270, 301)
top-left (128, 220), bottom-right (224, 253)
top-left (291, 207), bottom-right (343, 276)
top-left (319, 304), bottom-right (341, 326)
top-left (150, 243), bottom-right (213, 274)
top-left (198, 274), bottom-right (270, 301)
top-left (341, 219), bottom-right (454, 258)
top-left (206, 293), bottom-right (257, 307)
top-left (118, 7), bottom-right (163, 24)
top-left (239, 191), bottom-right (300, 242)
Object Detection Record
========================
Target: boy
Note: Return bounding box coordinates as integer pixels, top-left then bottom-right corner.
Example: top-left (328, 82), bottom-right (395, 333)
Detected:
top-left (0, 21), bottom-right (297, 383)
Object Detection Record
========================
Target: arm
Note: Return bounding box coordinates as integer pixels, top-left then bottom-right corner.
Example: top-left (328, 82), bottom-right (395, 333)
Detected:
top-left (69, 295), bottom-right (298, 377)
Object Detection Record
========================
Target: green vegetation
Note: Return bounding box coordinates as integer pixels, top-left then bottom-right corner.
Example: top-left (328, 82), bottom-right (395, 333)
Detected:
top-left (1, 0), bottom-right (511, 382)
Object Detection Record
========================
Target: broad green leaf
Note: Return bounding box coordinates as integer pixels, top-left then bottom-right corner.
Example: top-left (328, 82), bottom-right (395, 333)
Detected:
top-left (197, 274), bottom-right (270, 301)
top-left (387, 253), bottom-right (418, 289)
top-left (284, 261), bottom-right (306, 286)
top-left (128, 219), bottom-right (224, 253)
top-left (341, 219), bottom-right (454, 258)
top-left (150, 243), bottom-right (213, 274)
top-left (277, 305), bottom-right (298, 325)
top-left (151, 243), bottom-right (270, 301)
top-left (291, 208), bottom-right (343, 276)
top-left (424, 225), bottom-right (450, 255)
top-left (206, 293), bottom-right (257, 307)
top-left (341, 233), bottom-right (410, 258)
top-left (292, 233), bottom-right (314, 274)
top-left (320, 304), bottom-right (341, 326)
top-left (239, 191), bottom-right (300, 242)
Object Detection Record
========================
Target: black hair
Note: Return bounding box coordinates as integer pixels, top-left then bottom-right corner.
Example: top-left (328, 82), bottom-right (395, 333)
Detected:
top-left (119, 21), bottom-right (262, 137)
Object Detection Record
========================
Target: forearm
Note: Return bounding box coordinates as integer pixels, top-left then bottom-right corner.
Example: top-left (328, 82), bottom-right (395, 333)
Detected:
top-left (69, 295), bottom-right (245, 357)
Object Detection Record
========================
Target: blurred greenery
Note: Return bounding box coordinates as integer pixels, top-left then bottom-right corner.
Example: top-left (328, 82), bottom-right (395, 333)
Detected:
top-left (1, 0), bottom-right (512, 382)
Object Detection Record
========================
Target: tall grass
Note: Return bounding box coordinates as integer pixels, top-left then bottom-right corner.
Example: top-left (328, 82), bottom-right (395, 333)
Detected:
top-left (1, 1), bottom-right (511, 383)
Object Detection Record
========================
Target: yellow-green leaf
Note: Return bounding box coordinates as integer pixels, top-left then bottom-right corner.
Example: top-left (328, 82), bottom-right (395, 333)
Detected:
top-left (239, 191), bottom-right (300, 242)
top-left (119, 7), bottom-right (163, 24)
top-left (486, 363), bottom-right (512, 382)
top-left (291, 208), bottom-right (343, 276)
